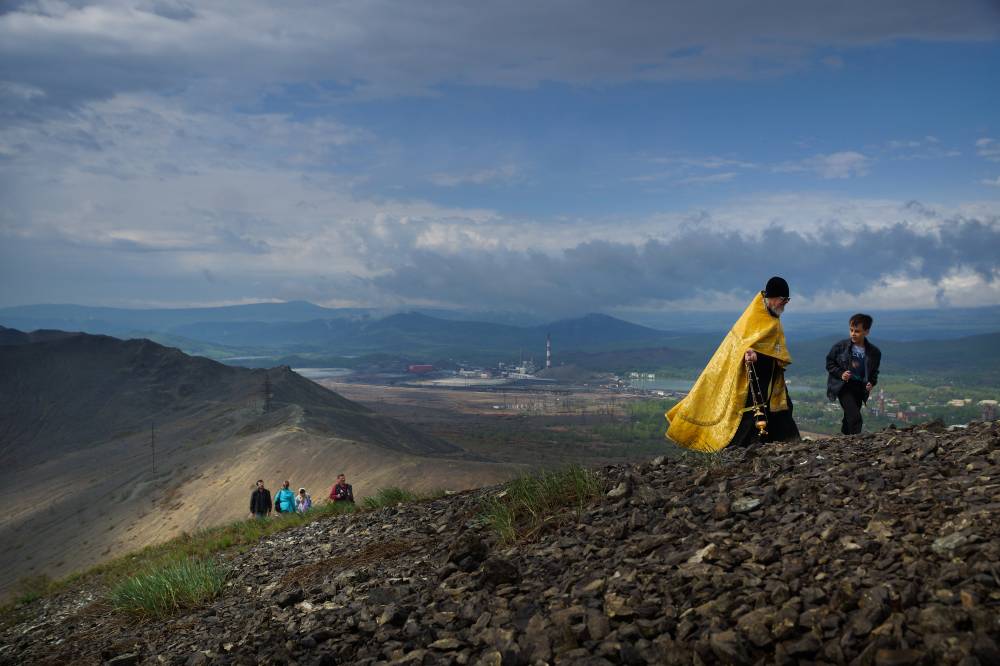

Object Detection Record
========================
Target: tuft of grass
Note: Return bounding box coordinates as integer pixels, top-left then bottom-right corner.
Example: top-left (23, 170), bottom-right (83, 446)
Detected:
top-left (1, 488), bottom-right (421, 615)
top-left (0, 575), bottom-right (56, 626)
top-left (363, 487), bottom-right (418, 509)
top-left (87, 501), bottom-right (359, 590)
top-left (480, 465), bottom-right (603, 543)
top-left (10, 574), bottom-right (56, 605)
top-left (110, 558), bottom-right (227, 618)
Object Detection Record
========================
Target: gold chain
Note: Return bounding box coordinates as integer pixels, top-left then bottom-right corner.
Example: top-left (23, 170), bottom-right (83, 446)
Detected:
top-left (745, 358), bottom-right (769, 437)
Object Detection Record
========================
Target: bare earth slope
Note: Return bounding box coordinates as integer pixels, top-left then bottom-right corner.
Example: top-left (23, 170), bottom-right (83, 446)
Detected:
top-left (2, 420), bottom-right (998, 664)
top-left (0, 329), bottom-right (516, 596)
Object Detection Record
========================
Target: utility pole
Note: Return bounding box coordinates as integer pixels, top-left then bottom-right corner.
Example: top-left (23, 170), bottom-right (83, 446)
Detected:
top-left (263, 375), bottom-right (272, 413)
top-left (150, 420), bottom-right (156, 473)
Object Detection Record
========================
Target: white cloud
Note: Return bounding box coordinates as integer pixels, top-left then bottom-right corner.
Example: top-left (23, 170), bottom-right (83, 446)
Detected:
top-left (428, 165), bottom-right (518, 187)
top-left (980, 176), bottom-right (1000, 187)
top-left (643, 150), bottom-right (874, 184)
top-left (977, 138), bottom-right (1000, 162)
top-left (881, 136), bottom-right (960, 160)
top-left (803, 269), bottom-right (1000, 310)
top-left (3, 91), bottom-right (998, 315)
top-left (0, 81), bottom-right (45, 100)
top-left (650, 156), bottom-right (758, 170)
top-left (0, 93), bottom-right (500, 297)
top-left (780, 151), bottom-right (870, 179)
top-left (628, 154), bottom-right (756, 185)
top-left (676, 172), bottom-right (738, 185)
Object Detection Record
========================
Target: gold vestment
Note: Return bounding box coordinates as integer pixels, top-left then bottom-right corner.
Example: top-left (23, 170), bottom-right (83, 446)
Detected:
top-left (665, 294), bottom-right (792, 452)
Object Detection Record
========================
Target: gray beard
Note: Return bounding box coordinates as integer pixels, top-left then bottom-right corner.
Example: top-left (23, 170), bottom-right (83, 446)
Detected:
top-left (763, 295), bottom-right (782, 318)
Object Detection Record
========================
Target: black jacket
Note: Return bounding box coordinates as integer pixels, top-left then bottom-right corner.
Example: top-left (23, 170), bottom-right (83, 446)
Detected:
top-left (826, 338), bottom-right (881, 402)
top-left (250, 487), bottom-right (272, 515)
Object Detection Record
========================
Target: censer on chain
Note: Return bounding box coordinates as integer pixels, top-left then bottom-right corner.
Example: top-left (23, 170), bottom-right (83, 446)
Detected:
top-left (745, 357), bottom-right (769, 437)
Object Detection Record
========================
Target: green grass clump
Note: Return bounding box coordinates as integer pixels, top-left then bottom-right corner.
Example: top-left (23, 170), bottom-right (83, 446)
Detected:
top-left (89, 501), bottom-right (359, 589)
top-left (363, 487), bottom-right (418, 509)
top-left (480, 465), bottom-right (603, 543)
top-left (2, 490), bottom-right (422, 617)
top-left (110, 558), bottom-right (228, 618)
top-left (0, 575), bottom-right (57, 626)
top-left (10, 574), bottom-right (56, 605)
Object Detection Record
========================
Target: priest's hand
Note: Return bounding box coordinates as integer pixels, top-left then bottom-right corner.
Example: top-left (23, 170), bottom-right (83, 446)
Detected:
top-left (744, 350), bottom-right (757, 363)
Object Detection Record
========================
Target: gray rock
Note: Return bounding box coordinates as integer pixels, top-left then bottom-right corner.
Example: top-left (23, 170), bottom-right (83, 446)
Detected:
top-left (275, 585), bottom-right (305, 608)
top-left (107, 654), bottom-right (141, 666)
top-left (607, 480), bottom-right (632, 499)
top-left (732, 497), bottom-right (761, 513)
top-left (481, 557), bottom-right (520, 587)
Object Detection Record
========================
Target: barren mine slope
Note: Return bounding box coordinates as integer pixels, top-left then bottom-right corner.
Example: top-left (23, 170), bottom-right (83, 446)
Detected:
top-left (3, 421), bottom-right (999, 665)
top-left (0, 328), bottom-right (516, 597)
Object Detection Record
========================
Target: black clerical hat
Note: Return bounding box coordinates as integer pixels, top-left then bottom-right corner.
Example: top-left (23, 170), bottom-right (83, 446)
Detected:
top-left (764, 276), bottom-right (789, 298)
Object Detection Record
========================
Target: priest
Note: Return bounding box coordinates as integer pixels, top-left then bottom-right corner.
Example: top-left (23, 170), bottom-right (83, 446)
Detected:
top-left (666, 276), bottom-right (800, 452)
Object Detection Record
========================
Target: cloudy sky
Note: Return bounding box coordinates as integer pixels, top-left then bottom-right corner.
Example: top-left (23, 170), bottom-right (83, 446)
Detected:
top-left (1, 0), bottom-right (999, 316)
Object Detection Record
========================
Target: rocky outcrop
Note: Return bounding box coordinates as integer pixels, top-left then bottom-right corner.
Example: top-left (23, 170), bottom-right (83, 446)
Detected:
top-left (2, 420), bottom-right (998, 665)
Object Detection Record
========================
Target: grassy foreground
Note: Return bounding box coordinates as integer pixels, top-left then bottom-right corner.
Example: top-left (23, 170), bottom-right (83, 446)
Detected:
top-left (110, 558), bottom-right (228, 618)
top-left (480, 465), bottom-right (604, 543)
top-left (2, 486), bottom-right (445, 621)
top-left (3, 472), bottom-right (600, 621)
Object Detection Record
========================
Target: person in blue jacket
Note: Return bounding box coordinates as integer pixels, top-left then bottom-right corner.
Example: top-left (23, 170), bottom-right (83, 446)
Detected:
top-left (274, 480), bottom-right (297, 514)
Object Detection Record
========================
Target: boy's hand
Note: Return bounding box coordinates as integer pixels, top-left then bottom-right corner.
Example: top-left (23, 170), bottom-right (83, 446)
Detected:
top-left (841, 370), bottom-right (851, 381)
top-left (865, 382), bottom-right (873, 392)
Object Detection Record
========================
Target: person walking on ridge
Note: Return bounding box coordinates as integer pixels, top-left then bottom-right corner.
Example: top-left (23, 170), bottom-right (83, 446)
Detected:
top-left (274, 480), bottom-right (296, 514)
top-left (329, 473), bottom-right (354, 504)
top-left (249, 479), bottom-right (272, 519)
top-left (296, 487), bottom-right (312, 513)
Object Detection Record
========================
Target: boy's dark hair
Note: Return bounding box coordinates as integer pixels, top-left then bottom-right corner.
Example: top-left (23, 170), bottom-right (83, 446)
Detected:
top-left (849, 313), bottom-right (873, 330)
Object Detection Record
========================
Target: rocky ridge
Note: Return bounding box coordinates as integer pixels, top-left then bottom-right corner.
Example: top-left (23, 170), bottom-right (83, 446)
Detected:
top-left (2, 420), bottom-right (998, 665)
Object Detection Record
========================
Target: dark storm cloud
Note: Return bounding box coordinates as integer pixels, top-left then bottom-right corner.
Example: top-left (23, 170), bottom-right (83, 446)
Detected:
top-left (1, 0), bottom-right (997, 114)
top-left (369, 218), bottom-right (1000, 313)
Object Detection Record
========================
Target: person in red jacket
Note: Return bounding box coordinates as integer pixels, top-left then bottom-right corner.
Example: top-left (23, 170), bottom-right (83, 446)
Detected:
top-left (329, 473), bottom-right (354, 503)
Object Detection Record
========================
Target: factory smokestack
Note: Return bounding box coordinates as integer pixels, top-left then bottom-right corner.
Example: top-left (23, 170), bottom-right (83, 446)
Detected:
top-left (546, 333), bottom-right (552, 369)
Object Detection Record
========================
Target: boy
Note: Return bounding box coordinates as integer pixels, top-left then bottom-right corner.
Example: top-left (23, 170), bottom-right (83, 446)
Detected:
top-left (826, 313), bottom-right (881, 435)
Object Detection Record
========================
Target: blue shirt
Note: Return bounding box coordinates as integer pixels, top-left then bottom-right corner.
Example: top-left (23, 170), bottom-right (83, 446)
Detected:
top-left (850, 344), bottom-right (867, 383)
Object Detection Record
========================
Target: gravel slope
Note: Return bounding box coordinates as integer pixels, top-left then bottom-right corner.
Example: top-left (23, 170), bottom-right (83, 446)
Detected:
top-left (2, 420), bottom-right (998, 665)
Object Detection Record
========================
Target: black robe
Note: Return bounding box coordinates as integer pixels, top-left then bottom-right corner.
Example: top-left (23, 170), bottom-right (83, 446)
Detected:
top-left (729, 353), bottom-right (800, 447)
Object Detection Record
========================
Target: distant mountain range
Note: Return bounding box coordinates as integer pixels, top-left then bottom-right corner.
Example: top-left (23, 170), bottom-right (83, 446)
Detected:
top-left (617, 305), bottom-right (1000, 341)
top-left (0, 302), bottom-right (547, 336)
top-left (0, 304), bottom-right (684, 360)
top-left (1, 301), bottom-right (998, 377)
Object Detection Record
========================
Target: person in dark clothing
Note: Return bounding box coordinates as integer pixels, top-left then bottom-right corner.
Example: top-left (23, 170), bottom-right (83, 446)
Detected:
top-left (826, 313), bottom-right (882, 435)
top-left (729, 277), bottom-right (801, 447)
top-left (329, 473), bottom-right (354, 503)
top-left (249, 479), bottom-right (272, 519)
